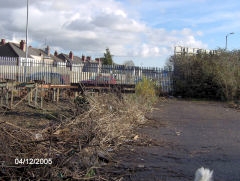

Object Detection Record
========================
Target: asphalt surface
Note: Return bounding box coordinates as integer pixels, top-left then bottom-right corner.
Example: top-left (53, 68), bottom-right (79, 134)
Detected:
top-left (119, 100), bottom-right (240, 181)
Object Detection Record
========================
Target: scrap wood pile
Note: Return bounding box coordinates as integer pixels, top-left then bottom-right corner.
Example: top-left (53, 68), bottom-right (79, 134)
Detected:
top-left (0, 93), bottom-right (152, 180)
top-left (228, 99), bottom-right (240, 110)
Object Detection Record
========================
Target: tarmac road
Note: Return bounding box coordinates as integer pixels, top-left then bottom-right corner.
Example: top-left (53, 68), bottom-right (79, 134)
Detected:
top-left (118, 99), bottom-right (240, 181)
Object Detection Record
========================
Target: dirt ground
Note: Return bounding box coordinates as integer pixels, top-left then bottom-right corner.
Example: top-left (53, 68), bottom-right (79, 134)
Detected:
top-left (1, 97), bottom-right (240, 180)
top-left (114, 99), bottom-right (240, 181)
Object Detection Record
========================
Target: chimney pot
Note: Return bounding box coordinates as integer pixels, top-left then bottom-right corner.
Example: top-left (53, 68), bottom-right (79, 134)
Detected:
top-left (82, 55), bottom-right (85, 62)
top-left (45, 45), bottom-right (50, 56)
top-left (69, 51), bottom-right (73, 60)
top-left (20, 40), bottom-right (26, 52)
top-left (86, 56), bottom-right (91, 61)
top-left (1, 39), bottom-right (5, 45)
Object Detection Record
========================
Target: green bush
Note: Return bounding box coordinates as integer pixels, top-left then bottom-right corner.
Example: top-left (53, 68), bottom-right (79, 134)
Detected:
top-left (169, 49), bottom-right (240, 101)
top-left (135, 77), bottom-right (158, 102)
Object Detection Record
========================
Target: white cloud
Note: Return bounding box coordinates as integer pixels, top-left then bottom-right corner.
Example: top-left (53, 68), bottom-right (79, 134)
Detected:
top-left (115, 9), bottom-right (127, 18)
top-left (139, 44), bottom-right (161, 57)
top-left (0, 0), bottom-right (209, 67)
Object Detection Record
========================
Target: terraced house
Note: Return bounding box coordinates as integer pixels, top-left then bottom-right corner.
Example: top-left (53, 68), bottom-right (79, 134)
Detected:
top-left (0, 39), bottom-right (102, 83)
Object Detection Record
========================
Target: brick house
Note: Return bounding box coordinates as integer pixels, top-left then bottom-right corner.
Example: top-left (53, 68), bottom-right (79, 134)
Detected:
top-left (0, 39), bottom-right (62, 66)
top-left (55, 51), bottom-right (101, 72)
top-left (0, 38), bottom-right (102, 71)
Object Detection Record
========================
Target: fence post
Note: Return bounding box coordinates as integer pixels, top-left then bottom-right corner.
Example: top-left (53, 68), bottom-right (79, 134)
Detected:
top-left (10, 81), bottom-right (14, 109)
top-left (28, 88), bottom-right (31, 105)
top-left (6, 81), bottom-right (9, 106)
top-left (56, 88), bottom-right (60, 103)
top-left (40, 83), bottom-right (43, 108)
top-left (35, 83), bottom-right (38, 107)
top-left (0, 87), bottom-right (3, 106)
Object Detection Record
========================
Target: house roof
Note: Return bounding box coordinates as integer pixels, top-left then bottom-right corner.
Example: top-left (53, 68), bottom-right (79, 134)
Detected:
top-left (10, 43), bottom-right (27, 57)
top-left (0, 40), bottom-right (101, 65)
top-left (50, 54), bottom-right (63, 63)
top-left (57, 53), bottom-right (83, 64)
top-left (28, 46), bottom-right (43, 57)
top-left (0, 42), bottom-right (27, 57)
top-left (0, 40), bottom-right (62, 63)
top-left (28, 46), bottom-right (63, 62)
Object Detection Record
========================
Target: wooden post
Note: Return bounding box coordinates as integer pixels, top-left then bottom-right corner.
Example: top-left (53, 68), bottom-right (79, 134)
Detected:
top-left (40, 83), bottom-right (43, 108)
top-left (56, 88), bottom-right (60, 103)
top-left (53, 88), bottom-right (56, 102)
top-left (75, 91), bottom-right (78, 98)
top-left (10, 81), bottom-right (14, 109)
top-left (6, 82), bottom-right (9, 106)
top-left (10, 88), bottom-right (14, 109)
top-left (0, 88), bottom-right (3, 106)
top-left (30, 88), bottom-right (33, 102)
top-left (35, 83), bottom-right (38, 106)
top-left (28, 88), bottom-right (31, 105)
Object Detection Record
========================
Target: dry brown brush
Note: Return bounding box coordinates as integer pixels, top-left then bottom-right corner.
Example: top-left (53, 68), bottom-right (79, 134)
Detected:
top-left (0, 93), bottom-right (154, 180)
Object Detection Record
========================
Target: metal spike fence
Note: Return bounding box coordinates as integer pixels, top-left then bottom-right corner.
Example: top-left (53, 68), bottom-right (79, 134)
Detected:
top-left (0, 57), bottom-right (173, 93)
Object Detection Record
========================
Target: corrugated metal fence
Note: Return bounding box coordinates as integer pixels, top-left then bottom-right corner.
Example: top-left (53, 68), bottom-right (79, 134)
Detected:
top-left (0, 57), bottom-right (173, 93)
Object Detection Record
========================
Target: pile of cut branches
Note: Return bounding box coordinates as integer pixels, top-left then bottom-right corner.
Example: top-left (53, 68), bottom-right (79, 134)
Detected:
top-left (0, 93), bottom-right (154, 180)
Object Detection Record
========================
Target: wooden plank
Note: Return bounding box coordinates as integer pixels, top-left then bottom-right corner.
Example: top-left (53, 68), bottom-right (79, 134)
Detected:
top-left (25, 83), bottom-right (35, 88)
top-left (0, 82), bottom-right (7, 88)
top-left (39, 84), bottom-right (78, 89)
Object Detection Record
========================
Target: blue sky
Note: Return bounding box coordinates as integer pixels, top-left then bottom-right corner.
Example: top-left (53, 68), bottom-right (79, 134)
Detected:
top-left (0, 0), bottom-right (239, 67)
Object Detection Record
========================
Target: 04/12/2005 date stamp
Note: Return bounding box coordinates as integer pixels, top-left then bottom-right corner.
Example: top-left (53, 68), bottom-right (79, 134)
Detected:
top-left (14, 158), bottom-right (52, 165)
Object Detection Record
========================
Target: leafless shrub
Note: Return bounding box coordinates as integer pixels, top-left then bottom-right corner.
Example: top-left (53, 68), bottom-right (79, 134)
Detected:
top-left (0, 93), bottom-right (154, 180)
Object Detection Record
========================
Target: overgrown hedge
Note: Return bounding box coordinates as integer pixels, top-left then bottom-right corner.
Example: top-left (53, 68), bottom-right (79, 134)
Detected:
top-left (168, 49), bottom-right (240, 101)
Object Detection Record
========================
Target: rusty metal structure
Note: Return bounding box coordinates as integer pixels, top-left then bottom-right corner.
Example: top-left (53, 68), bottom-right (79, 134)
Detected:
top-left (0, 58), bottom-right (173, 109)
